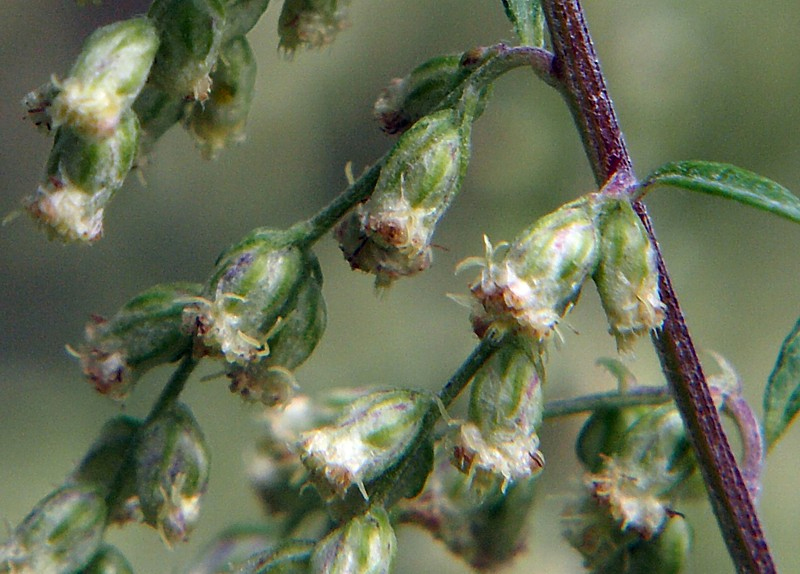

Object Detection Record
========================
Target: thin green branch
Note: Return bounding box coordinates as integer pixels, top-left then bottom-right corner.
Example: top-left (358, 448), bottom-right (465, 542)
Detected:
top-left (543, 386), bottom-right (672, 419)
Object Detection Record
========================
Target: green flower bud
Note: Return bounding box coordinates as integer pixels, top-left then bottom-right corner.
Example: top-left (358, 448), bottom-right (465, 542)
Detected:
top-left (187, 229), bottom-right (309, 367)
top-left (148, 0), bottom-right (227, 100)
top-left (278, 0), bottom-right (350, 53)
top-left (52, 17), bottom-right (159, 139)
top-left (594, 199), bottom-right (665, 352)
top-left (22, 80), bottom-right (60, 135)
top-left (234, 539), bottom-right (314, 573)
top-left (79, 544), bottom-right (134, 574)
top-left (134, 402), bottom-right (210, 545)
top-left (69, 416), bottom-right (141, 497)
top-left (336, 109), bottom-right (471, 287)
top-left (228, 256), bottom-right (326, 406)
top-left (310, 507), bottom-right (396, 574)
top-left (132, 84), bottom-right (187, 157)
top-left (186, 526), bottom-right (276, 574)
top-left (76, 282), bottom-right (203, 398)
top-left (374, 49), bottom-right (494, 135)
top-left (452, 339), bottom-right (545, 492)
top-left (466, 197), bottom-right (600, 341)
top-left (223, 0), bottom-right (272, 40)
top-left (186, 35), bottom-right (257, 159)
top-left (299, 389), bottom-right (430, 499)
top-left (0, 485), bottom-right (106, 574)
top-left (562, 497), bottom-right (691, 574)
top-left (576, 406), bottom-right (648, 473)
top-left (25, 108), bottom-right (139, 242)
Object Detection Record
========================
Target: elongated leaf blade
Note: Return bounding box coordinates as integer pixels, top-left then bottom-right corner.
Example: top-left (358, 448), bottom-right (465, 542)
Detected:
top-left (764, 317), bottom-right (800, 449)
top-left (501, 0), bottom-right (544, 47)
top-left (642, 161), bottom-right (800, 224)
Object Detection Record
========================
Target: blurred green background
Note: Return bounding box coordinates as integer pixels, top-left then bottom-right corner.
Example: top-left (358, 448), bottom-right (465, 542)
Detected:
top-left (1, 1), bottom-right (799, 572)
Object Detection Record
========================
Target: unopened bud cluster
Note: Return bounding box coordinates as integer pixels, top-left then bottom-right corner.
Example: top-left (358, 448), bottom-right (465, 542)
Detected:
top-left (186, 228), bottom-right (327, 405)
top-left (451, 338), bottom-right (545, 492)
top-left (563, 402), bottom-right (695, 572)
top-left (337, 108), bottom-right (473, 287)
top-left (278, 0), bottom-right (351, 53)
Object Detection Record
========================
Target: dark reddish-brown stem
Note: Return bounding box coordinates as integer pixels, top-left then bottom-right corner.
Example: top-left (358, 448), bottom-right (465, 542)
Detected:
top-left (541, 1), bottom-right (775, 572)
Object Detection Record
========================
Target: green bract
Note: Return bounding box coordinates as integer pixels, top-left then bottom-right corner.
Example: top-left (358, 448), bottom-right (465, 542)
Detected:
top-left (132, 84), bottom-right (187, 157)
top-left (148, 0), bottom-right (227, 100)
top-left (223, 0), bottom-right (272, 40)
top-left (77, 282), bottom-right (203, 398)
top-left (25, 108), bottom-right (139, 242)
top-left (186, 35), bottom-right (257, 159)
top-left (594, 199), bottom-right (664, 352)
top-left (80, 544), bottom-right (135, 574)
top-left (134, 402), bottom-right (210, 545)
top-left (52, 17), bottom-right (159, 138)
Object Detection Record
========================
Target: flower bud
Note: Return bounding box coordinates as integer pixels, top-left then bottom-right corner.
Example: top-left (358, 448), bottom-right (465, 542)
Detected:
top-left (311, 507), bottom-right (396, 574)
top-left (25, 108), bottom-right (139, 242)
top-left (132, 84), bottom-right (187, 157)
top-left (187, 228), bottom-right (310, 367)
top-left (186, 526), bottom-right (276, 574)
top-left (336, 109), bottom-right (471, 287)
top-left (22, 80), bottom-right (60, 135)
top-left (148, 0), bottom-right (227, 100)
top-left (134, 402), bottom-right (210, 545)
top-left (0, 485), bottom-right (106, 574)
top-left (576, 406), bottom-right (647, 473)
top-left (69, 416), bottom-right (141, 497)
top-left (186, 35), bottom-right (257, 159)
top-left (51, 17), bottom-right (159, 139)
top-left (466, 197), bottom-right (600, 341)
top-left (80, 544), bottom-right (134, 574)
top-left (451, 339), bottom-right (545, 491)
top-left (299, 389), bottom-right (430, 499)
top-left (562, 494), bottom-right (691, 574)
top-left (594, 199), bottom-right (664, 352)
top-left (234, 539), bottom-right (314, 573)
top-left (223, 0), bottom-right (272, 40)
top-left (374, 50), bottom-right (493, 135)
top-left (228, 256), bottom-right (327, 406)
top-left (75, 282), bottom-right (203, 398)
top-left (278, 0), bottom-right (350, 53)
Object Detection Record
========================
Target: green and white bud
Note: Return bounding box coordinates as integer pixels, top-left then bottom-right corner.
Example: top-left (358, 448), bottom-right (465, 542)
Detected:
top-left (22, 80), bottom-right (60, 135)
top-left (299, 389), bottom-right (430, 499)
top-left (310, 507), bottom-right (396, 574)
top-left (52, 17), bottom-right (159, 139)
top-left (465, 197), bottom-right (600, 341)
top-left (336, 108), bottom-right (471, 287)
top-left (134, 402), bottom-right (210, 545)
top-left (594, 199), bottom-right (665, 352)
top-left (374, 49), bottom-right (494, 135)
top-left (69, 416), bottom-right (141, 497)
top-left (234, 539), bottom-right (314, 573)
top-left (25, 108), bottom-right (139, 242)
top-left (223, 0), bottom-right (272, 41)
top-left (228, 256), bottom-right (326, 405)
top-left (278, 0), bottom-right (350, 53)
top-left (0, 485), bottom-right (107, 574)
top-left (75, 282), bottom-right (203, 398)
top-left (79, 544), bottom-right (134, 574)
top-left (452, 339), bottom-right (545, 492)
top-left (132, 84), bottom-right (187, 157)
top-left (186, 35), bottom-right (257, 159)
top-left (148, 0), bottom-right (227, 101)
top-left (187, 230), bottom-right (316, 388)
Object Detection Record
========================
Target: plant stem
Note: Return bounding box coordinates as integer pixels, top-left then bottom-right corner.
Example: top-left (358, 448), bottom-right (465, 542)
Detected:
top-left (541, 0), bottom-right (775, 571)
top-left (543, 386), bottom-right (671, 419)
top-left (145, 353), bottom-right (198, 424)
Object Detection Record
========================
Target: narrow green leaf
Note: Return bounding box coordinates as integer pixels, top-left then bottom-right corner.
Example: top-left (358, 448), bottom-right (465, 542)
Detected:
top-left (501, 0), bottom-right (545, 47)
top-left (642, 160), bottom-right (800, 224)
top-left (764, 317), bottom-right (800, 449)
